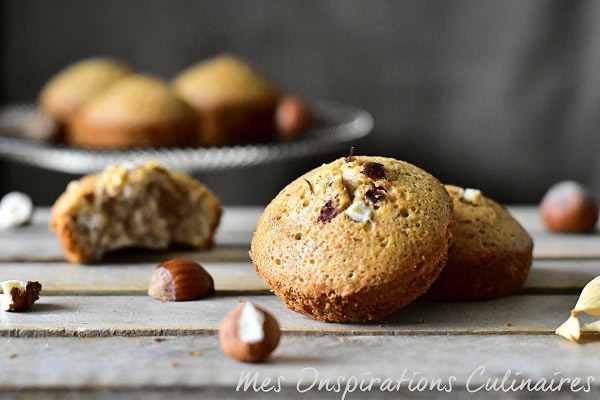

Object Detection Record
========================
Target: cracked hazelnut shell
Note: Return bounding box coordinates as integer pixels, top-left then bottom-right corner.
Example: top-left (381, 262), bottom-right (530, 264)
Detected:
top-left (218, 302), bottom-right (281, 363)
top-left (148, 259), bottom-right (214, 301)
top-left (1, 280), bottom-right (42, 312)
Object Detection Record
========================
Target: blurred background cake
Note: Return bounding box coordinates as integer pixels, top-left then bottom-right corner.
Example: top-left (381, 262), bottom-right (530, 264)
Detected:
top-left (172, 54), bottom-right (280, 146)
top-left (39, 57), bottom-right (132, 142)
top-left (71, 74), bottom-right (196, 148)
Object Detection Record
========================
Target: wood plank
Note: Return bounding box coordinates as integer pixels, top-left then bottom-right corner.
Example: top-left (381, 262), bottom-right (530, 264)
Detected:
top-left (0, 259), bottom-right (597, 295)
top-left (508, 206), bottom-right (600, 259)
top-left (0, 294), bottom-right (585, 337)
top-left (0, 335), bottom-right (598, 396)
top-left (0, 262), bottom-right (269, 294)
top-left (2, 206), bottom-right (600, 261)
top-left (524, 259), bottom-right (600, 293)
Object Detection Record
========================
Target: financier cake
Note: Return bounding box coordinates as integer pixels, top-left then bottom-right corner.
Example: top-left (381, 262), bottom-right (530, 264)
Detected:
top-left (71, 75), bottom-right (197, 148)
top-left (424, 185), bottom-right (533, 301)
top-left (250, 155), bottom-right (454, 322)
top-left (172, 54), bottom-right (279, 146)
top-left (39, 57), bottom-right (132, 141)
top-left (50, 161), bottom-right (221, 263)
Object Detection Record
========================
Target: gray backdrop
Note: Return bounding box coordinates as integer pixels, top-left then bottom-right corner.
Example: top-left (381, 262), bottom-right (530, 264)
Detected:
top-left (2, 0), bottom-right (600, 205)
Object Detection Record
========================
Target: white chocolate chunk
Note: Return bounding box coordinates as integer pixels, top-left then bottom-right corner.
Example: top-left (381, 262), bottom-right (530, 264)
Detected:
top-left (238, 302), bottom-right (265, 343)
top-left (463, 188), bottom-right (483, 205)
top-left (0, 280), bottom-right (26, 311)
top-left (0, 192), bottom-right (33, 229)
top-left (344, 201), bottom-right (372, 222)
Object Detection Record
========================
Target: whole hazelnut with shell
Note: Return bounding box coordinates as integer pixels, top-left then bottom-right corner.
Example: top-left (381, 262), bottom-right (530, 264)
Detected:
top-left (540, 180), bottom-right (598, 233)
top-left (275, 96), bottom-right (311, 140)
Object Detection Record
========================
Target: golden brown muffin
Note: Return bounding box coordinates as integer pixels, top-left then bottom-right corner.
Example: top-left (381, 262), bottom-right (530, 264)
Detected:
top-left (425, 185), bottom-right (533, 301)
top-left (172, 55), bottom-right (279, 146)
top-left (39, 57), bottom-right (132, 140)
top-left (71, 75), bottom-right (197, 148)
top-left (250, 156), bottom-right (454, 322)
top-left (50, 161), bottom-right (221, 263)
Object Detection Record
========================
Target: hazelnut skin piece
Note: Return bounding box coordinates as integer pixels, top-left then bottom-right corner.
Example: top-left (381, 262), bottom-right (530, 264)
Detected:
top-left (540, 181), bottom-right (599, 233)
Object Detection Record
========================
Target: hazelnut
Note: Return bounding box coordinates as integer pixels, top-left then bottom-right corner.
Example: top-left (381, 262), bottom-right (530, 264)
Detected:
top-left (0, 192), bottom-right (33, 230)
top-left (1, 280), bottom-right (42, 312)
top-left (275, 96), bottom-right (311, 140)
top-left (540, 180), bottom-right (599, 232)
top-left (23, 109), bottom-right (63, 142)
top-left (148, 259), bottom-right (214, 301)
top-left (218, 302), bottom-right (281, 363)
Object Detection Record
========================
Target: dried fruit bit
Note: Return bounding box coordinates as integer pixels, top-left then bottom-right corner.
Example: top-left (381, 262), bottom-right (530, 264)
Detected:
top-left (148, 259), bottom-right (214, 301)
top-left (318, 200), bottom-right (339, 222)
top-left (556, 275), bottom-right (600, 343)
top-left (218, 302), bottom-right (281, 363)
top-left (0, 280), bottom-right (42, 312)
top-left (361, 162), bottom-right (386, 180)
top-left (0, 192), bottom-right (33, 230)
top-left (365, 188), bottom-right (385, 203)
top-left (345, 201), bottom-right (372, 222)
top-left (540, 180), bottom-right (598, 233)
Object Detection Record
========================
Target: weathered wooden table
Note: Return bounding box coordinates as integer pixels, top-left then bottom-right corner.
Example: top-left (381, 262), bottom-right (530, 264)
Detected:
top-left (1, 206), bottom-right (599, 399)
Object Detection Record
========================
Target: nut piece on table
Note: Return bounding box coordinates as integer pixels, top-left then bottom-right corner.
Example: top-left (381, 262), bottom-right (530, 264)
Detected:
top-left (219, 302), bottom-right (281, 363)
top-left (23, 109), bottom-right (64, 142)
top-left (0, 192), bottom-right (34, 230)
top-left (540, 180), bottom-right (599, 233)
top-left (148, 259), bottom-right (214, 301)
top-left (1, 280), bottom-right (42, 312)
top-left (275, 96), bottom-right (311, 140)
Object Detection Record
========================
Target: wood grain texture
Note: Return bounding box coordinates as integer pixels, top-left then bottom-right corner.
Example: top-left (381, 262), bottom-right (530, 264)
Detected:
top-left (0, 335), bottom-right (598, 394)
top-left (508, 207), bottom-right (600, 259)
top-left (0, 294), bottom-right (584, 337)
top-left (0, 258), bottom-right (597, 295)
top-left (1, 206), bottom-right (599, 399)
top-left (0, 262), bottom-right (269, 294)
top-left (2, 207), bottom-right (600, 261)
